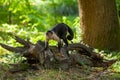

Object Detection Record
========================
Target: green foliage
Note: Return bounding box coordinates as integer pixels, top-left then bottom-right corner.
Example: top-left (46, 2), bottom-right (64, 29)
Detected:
top-left (0, 0), bottom-right (78, 29)
top-left (0, 53), bottom-right (25, 64)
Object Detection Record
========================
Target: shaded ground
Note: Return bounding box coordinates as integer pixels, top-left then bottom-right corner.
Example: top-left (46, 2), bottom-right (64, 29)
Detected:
top-left (0, 64), bottom-right (120, 80)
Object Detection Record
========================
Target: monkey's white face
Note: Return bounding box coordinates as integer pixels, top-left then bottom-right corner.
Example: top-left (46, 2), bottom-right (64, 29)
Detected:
top-left (46, 31), bottom-right (60, 42)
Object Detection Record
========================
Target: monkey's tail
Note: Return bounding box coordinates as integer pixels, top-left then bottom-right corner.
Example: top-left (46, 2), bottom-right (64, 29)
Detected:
top-left (67, 25), bottom-right (74, 40)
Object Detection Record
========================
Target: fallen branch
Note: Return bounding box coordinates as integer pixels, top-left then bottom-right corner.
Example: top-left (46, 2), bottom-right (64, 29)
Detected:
top-left (0, 36), bottom-right (117, 70)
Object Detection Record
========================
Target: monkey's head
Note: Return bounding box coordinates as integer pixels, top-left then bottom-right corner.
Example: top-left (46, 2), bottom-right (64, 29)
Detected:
top-left (46, 30), bottom-right (53, 36)
top-left (46, 30), bottom-right (60, 42)
top-left (46, 31), bottom-right (53, 39)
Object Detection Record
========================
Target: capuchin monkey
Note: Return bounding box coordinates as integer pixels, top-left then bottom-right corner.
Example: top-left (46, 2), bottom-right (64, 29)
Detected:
top-left (44, 23), bottom-right (74, 52)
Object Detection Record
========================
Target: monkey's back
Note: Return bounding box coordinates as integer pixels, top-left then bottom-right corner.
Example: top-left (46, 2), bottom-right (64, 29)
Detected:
top-left (52, 23), bottom-right (68, 38)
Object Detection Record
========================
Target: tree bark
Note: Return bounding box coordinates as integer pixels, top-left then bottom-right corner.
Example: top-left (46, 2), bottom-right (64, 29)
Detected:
top-left (78, 0), bottom-right (120, 50)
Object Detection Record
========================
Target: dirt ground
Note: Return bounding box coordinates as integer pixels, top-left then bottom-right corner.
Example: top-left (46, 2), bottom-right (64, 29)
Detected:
top-left (0, 65), bottom-right (120, 80)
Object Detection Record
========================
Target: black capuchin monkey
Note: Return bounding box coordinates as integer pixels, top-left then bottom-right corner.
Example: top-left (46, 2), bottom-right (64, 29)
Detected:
top-left (44, 23), bottom-right (74, 52)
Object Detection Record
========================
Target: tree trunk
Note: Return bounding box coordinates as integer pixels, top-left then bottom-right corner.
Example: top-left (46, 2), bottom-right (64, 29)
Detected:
top-left (78, 0), bottom-right (120, 50)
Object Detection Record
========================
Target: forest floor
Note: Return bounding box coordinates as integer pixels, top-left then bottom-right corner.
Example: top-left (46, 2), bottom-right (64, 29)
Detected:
top-left (0, 64), bottom-right (120, 80)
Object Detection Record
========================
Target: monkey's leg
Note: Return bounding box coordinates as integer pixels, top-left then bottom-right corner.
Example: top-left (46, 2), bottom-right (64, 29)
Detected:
top-left (57, 41), bottom-right (65, 57)
top-left (58, 41), bottom-right (62, 52)
top-left (62, 37), bottom-right (70, 57)
top-left (62, 37), bottom-right (68, 47)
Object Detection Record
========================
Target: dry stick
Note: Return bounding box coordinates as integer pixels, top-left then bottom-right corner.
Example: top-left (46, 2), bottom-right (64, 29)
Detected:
top-left (67, 43), bottom-right (103, 60)
top-left (0, 43), bottom-right (25, 53)
top-left (14, 36), bottom-right (32, 47)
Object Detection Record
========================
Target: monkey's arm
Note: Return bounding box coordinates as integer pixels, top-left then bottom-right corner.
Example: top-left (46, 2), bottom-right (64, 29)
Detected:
top-left (44, 41), bottom-right (48, 50)
top-left (58, 41), bottom-right (62, 52)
